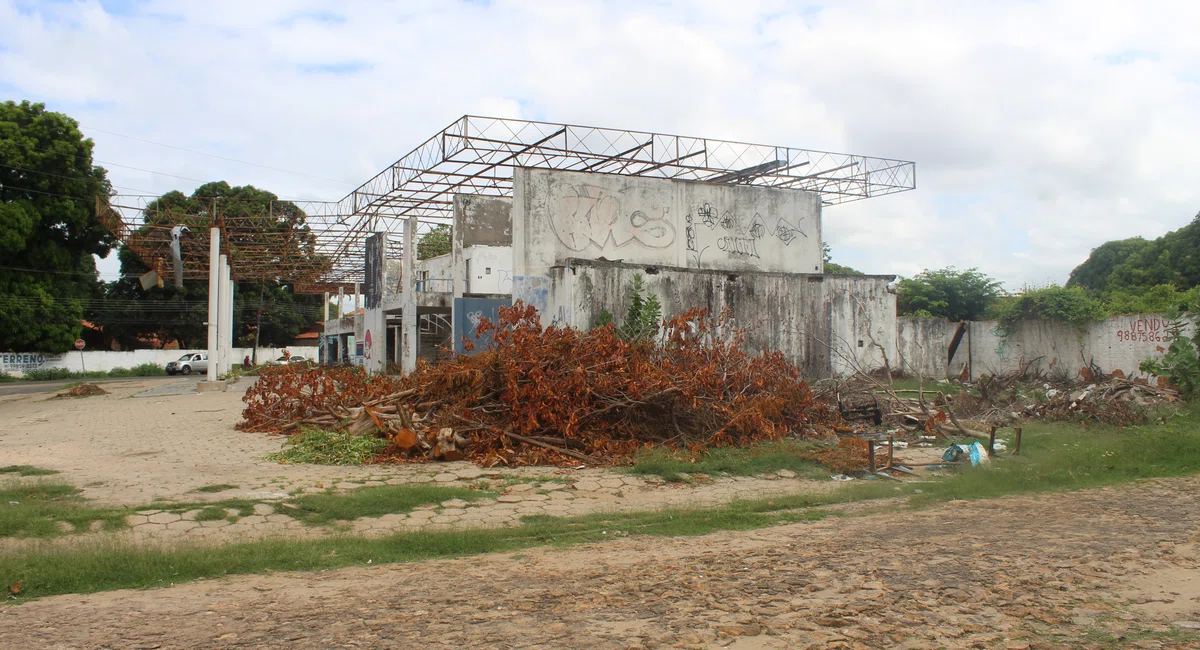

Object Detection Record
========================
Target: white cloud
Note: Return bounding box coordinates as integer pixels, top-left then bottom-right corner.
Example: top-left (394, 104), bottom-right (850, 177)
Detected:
top-left (1, 0), bottom-right (1198, 288)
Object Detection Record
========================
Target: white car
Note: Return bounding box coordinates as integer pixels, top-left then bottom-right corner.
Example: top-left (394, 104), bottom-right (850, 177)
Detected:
top-left (165, 353), bottom-right (208, 375)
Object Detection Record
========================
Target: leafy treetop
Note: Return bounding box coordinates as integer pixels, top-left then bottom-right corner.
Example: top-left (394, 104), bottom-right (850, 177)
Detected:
top-left (417, 223), bottom-right (451, 260)
top-left (0, 100), bottom-right (113, 352)
top-left (896, 267), bottom-right (1002, 322)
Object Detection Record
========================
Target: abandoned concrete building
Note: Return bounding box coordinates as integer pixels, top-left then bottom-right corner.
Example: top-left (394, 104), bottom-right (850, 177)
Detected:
top-left (320, 117), bottom-right (916, 378)
top-left (96, 116), bottom-right (1168, 382)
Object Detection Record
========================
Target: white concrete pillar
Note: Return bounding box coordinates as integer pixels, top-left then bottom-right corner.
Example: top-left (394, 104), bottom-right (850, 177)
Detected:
top-left (206, 228), bottom-right (220, 383)
top-left (402, 217), bottom-right (418, 373)
top-left (218, 255), bottom-right (231, 375)
top-left (452, 199), bottom-right (465, 300)
top-left (224, 259), bottom-right (234, 373)
top-left (354, 282), bottom-right (360, 315)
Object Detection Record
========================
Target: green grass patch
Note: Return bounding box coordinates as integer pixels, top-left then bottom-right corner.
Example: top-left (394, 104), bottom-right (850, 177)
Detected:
top-left (266, 428), bottom-right (390, 465)
top-left (3, 494), bottom-right (837, 601)
top-left (192, 483), bottom-right (239, 494)
top-left (627, 440), bottom-right (831, 482)
top-left (8, 406), bottom-right (1200, 600)
top-left (194, 507), bottom-right (228, 522)
top-left (18, 364), bottom-right (166, 382)
top-left (0, 480), bottom-right (127, 538)
top-left (0, 465), bottom-right (60, 477)
top-left (287, 484), bottom-right (484, 525)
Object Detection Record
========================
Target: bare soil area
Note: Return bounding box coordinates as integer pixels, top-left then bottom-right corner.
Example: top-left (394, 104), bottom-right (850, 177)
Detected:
top-left (5, 477), bottom-right (1200, 649)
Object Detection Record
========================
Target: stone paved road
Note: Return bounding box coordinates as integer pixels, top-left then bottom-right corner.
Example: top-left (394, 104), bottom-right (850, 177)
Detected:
top-left (6, 477), bottom-right (1200, 649)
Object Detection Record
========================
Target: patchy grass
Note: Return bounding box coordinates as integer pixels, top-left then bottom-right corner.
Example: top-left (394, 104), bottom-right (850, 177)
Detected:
top-left (3, 495), bottom-right (834, 601)
top-left (194, 507), bottom-right (228, 522)
top-left (266, 428), bottom-right (390, 466)
top-left (287, 484), bottom-right (485, 526)
top-left (191, 484), bottom-right (239, 494)
top-left (0, 465), bottom-right (60, 477)
top-left (0, 480), bottom-right (127, 538)
top-left (7, 407), bottom-right (1200, 599)
top-left (627, 440), bottom-right (831, 482)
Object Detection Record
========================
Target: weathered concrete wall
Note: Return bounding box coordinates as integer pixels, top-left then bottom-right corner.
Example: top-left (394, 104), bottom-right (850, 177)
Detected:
top-left (897, 317), bottom-right (949, 378)
top-left (454, 195), bottom-right (512, 247)
top-left (415, 245), bottom-right (513, 294)
top-left (545, 259), bottom-right (894, 378)
top-left (0, 347), bottom-right (319, 376)
top-left (513, 168), bottom-right (821, 296)
top-left (464, 245), bottom-right (513, 294)
top-left (901, 313), bottom-right (1184, 381)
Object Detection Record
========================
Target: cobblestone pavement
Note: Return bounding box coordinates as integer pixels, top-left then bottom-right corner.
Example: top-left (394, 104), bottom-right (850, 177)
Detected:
top-left (6, 477), bottom-right (1200, 649)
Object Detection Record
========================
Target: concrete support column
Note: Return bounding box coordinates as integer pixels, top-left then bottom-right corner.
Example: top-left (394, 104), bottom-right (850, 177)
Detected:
top-left (224, 259), bottom-right (234, 373)
top-left (452, 198), bottom-right (465, 299)
top-left (206, 228), bottom-right (219, 383)
top-left (401, 217), bottom-right (418, 374)
top-left (218, 255), bottom-right (231, 375)
top-left (354, 282), bottom-right (360, 315)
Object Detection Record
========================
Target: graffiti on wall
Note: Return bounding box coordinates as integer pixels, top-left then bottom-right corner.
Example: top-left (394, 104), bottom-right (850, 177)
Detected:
top-left (1115, 316), bottom-right (1167, 343)
top-left (552, 185), bottom-right (676, 252)
top-left (685, 202), bottom-right (806, 264)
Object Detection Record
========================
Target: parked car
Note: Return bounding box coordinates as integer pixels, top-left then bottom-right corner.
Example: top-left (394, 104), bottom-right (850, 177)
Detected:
top-left (274, 355), bottom-right (309, 364)
top-left (165, 353), bottom-right (208, 375)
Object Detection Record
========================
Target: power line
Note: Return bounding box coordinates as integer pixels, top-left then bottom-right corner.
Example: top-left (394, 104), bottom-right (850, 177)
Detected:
top-left (0, 182), bottom-right (97, 203)
top-left (11, 140), bottom-right (336, 203)
top-left (80, 125), bottom-right (354, 187)
top-left (0, 162), bottom-right (160, 195)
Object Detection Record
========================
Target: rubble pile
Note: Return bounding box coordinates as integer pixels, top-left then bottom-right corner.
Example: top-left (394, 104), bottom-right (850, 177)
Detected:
top-left (832, 369), bottom-right (1181, 437)
top-left (52, 383), bottom-right (109, 399)
top-left (240, 303), bottom-right (841, 466)
top-left (1027, 377), bottom-right (1178, 426)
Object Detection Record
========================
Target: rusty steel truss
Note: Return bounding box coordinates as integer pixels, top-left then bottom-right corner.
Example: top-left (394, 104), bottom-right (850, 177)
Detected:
top-left (100, 116), bottom-right (915, 292)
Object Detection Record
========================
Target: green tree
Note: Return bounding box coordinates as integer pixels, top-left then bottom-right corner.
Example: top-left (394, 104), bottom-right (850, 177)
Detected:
top-left (1068, 213), bottom-right (1200, 298)
top-left (0, 101), bottom-right (113, 352)
top-left (1103, 284), bottom-right (1198, 315)
top-left (417, 223), bottom-right (451, 260)
top-left (98, 182), bottom-right (325, 350)
top-left (896, 267), bottom-right (1001, 321)
top-left (989, 285), bottom-right (1106, 328)
top-left (1067, 237), bottom-right (1152, 294)
top-left (822, 242), bottom-right (862, 275)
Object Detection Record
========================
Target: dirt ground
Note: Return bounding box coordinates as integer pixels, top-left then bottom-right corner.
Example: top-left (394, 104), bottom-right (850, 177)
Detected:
top-left (5, 476), bottom-right (1200, 649)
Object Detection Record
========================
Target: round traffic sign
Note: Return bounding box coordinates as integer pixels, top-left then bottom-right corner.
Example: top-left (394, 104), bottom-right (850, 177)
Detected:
top-left (74, 339), bottom-right (86, 350)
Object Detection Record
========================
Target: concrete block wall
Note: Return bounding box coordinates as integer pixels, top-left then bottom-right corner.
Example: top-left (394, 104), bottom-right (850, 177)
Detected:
top-left (895, 314), bottom-right (1182, 381)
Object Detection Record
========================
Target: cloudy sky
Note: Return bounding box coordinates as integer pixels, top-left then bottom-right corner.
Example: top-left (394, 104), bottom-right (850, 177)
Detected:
top-left (2, 0), bottom-right (1198, 288)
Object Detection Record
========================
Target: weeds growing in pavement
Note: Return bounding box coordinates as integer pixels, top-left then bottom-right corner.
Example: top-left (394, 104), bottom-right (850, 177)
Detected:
top-left (266, 428), bottom-right (390, 465)
top-left (192, 483), bottom-right (239, 493)
top-left (0, 465), bottom-right (60, 477)
top-left (0, 480), bottom-right (127, 537)
top-left (286, 484), bottom-right (485, 526)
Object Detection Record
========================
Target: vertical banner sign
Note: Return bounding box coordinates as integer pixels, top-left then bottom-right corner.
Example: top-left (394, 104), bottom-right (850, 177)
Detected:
top-left (364, 233), bottom-right (385, 310)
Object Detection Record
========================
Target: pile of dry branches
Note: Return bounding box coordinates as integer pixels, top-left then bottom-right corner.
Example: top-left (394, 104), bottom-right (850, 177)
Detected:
top-left (239, 303), bottom-right (841, 466)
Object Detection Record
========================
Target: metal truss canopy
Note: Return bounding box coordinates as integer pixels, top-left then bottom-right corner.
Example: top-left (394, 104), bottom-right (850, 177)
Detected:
top-left (340, 116), bottom-right (915, 220)
top-left (99, 116), bottom-right (915, 292)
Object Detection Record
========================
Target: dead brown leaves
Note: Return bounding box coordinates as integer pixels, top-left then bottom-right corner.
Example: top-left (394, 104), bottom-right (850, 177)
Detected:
top-left (240, 302), bottom-right (841, 466)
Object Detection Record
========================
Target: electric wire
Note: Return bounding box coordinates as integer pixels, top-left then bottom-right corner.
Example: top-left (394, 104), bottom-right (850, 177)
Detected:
top-left (80, 124), bottom-right (355, 187)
